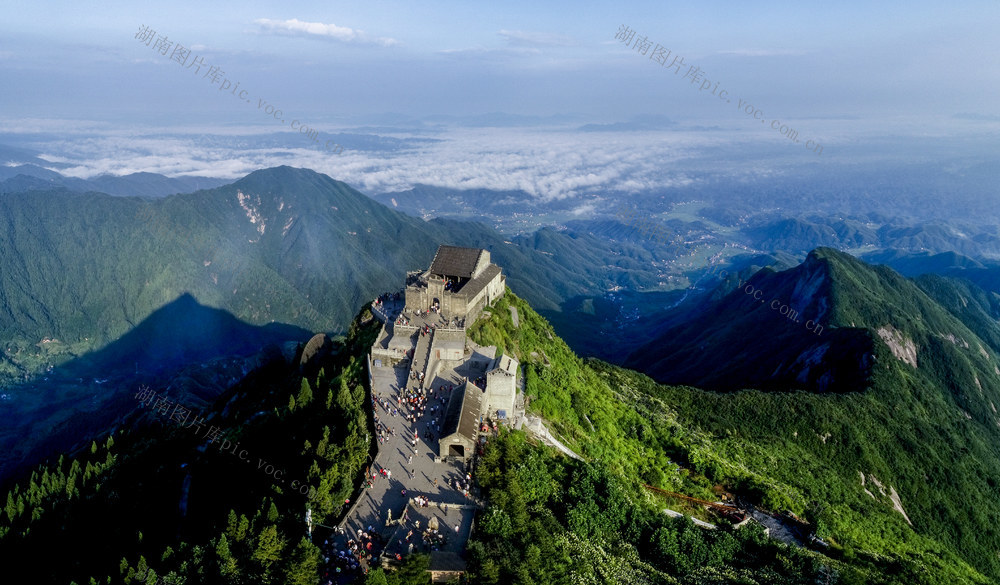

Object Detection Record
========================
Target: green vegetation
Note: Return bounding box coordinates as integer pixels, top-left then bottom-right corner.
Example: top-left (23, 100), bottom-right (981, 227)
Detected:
top-left (0, 308), bottom-right (381, 584)
top-left (469, 429), bottom-right (834, 585)
top-left (0, 166), bottom-right (674, 484)
top-left (0, 166), bottom-right (654, 386)
top-left (0, 168), bottom-right (446, 382)
top-left (364, 555), bottom-right (431, 585)
top-left (5, 242), bottom-right (1000, 584)
top-left (469, 288), bottom-right (996, 583)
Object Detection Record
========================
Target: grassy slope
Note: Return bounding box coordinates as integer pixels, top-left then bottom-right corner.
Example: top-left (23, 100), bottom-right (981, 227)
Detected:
top-left (469, 290), bottom-right (992, 584)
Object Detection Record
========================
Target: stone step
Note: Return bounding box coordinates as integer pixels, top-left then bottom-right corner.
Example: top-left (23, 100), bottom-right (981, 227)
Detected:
top-left (409, 329), bottom-right (434, 389)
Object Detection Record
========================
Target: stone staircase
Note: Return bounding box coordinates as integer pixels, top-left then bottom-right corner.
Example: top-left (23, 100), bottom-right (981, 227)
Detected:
top-left (409, 329), bottom-right (434, 389)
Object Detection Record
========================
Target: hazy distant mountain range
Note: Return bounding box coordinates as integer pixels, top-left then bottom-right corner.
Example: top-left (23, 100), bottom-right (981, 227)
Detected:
top-left (5, 245), bottom-right (1000, 583)
top-left (622, 247), bottom-right (1000, 582)
top-left (0, 164), bottom-right (232, 198)
top-left (3, 163), bottom-right (1000, 582)
top-left (0, 166), bottom-right (669, 482)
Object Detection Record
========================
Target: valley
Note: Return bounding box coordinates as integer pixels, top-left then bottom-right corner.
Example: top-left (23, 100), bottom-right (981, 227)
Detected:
top-left (3, 4), bottom-right (999, 583)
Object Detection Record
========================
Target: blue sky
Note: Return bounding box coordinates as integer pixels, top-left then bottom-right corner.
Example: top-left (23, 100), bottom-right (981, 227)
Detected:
top-left (0, 0), bottom-right (997, 194)
top-left (2, 0), bottom-right (998, 124)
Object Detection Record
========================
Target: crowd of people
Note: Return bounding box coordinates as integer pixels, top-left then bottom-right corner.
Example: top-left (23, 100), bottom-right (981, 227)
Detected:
top-left (373, 292), bottom-right (400, 308)
top-left (395, 383), bottom-right (453, 439)
top-left (320, 526), bottom-right (381, 582)
top-left (450, 471), bottom-right (474, 498)
top-left (329, 292), bottom-right (488, 579)
top-left (421, 525), bottom-right (449, 551)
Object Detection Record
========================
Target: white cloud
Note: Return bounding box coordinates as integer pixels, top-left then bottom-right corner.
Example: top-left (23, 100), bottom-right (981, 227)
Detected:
top-left (8, 116), bottom-right (927, 203)
top-left (716, 48), bottom-right (808, 57)
top-left (7, 125), bottom-right (718, 200)
top-left (327, 128), bottom-right (709, 200)
top-left (498, 30), bottom-right (575, 47)
top-left (437, 30), bottom-right (574, 60)
top-left (254, 18), bottom-right (399, 47)
top-left (437, 46), bottom-right (541, 58)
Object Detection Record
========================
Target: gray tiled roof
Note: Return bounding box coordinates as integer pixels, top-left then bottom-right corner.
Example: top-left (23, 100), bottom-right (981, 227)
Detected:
top-left (429, 245), bottom-right (485, 279)
top-left (459, 264), bottom-right (501, 300)
top-left (441, 380), bottom-right (483, 441)
top-left (429, 551), bottom-right (467, 572)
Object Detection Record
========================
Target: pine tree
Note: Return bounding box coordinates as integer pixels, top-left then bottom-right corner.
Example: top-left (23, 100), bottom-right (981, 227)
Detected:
top-left (335, 377), bottom-right (352, 412)
top-left (65, 473), bottom-right (77, 500)
top-left (316, 426), bottom-right (330, 457)
top-left (134, 556), bottom-right (149, 584)
top-left (226, 510), bottom-right (239, 540)
top-left (251, 524), bottom-right (285, 583)
top-left (216, 534), bottom-right (239, 580)
top-left (284, 537), bottom-right (321, 585)
top-left (365, 568), bottom-right (389, 585)
top-left (5, 492), bottom-right (16, 522)
top-left (288, 395), bottom-right (296, 413)
top-left (297, 378), bottom-right (313, 406)
top-left (237, 514), bottom-right (250, 542)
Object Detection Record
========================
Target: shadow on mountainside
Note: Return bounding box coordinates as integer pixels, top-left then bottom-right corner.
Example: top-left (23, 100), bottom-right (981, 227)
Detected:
top-left (0, 293), bottom-right (312, 490)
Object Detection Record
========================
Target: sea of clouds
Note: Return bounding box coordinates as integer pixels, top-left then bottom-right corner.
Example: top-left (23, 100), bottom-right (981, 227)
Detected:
top-left (0, 115), bottom-right (991, 202)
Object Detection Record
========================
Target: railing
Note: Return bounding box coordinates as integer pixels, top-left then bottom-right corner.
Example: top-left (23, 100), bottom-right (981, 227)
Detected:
top-left (433, 326), bottom-right (466, 333)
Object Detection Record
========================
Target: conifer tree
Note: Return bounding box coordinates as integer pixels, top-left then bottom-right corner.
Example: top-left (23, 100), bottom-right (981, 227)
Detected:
top-left (284, 537), bottom-right (321, 585)
top-left (216, 534), bottom-right (239, 580)
top-left (297, 378), bottom-right (313, 406)
top-left (252, 524), bottom-right (285, 583)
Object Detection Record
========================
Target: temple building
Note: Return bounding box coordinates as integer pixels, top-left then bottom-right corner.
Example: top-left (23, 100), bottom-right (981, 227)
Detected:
top-left (438, 381), bottom-right (483, 460)
top-left (362, 244), bottom-right (525, 582)
top-left (483, 351), bottom-right (518, 420)
top-left (371, 244), bottom-right (520, 462)
top-left (405, 245), bottom-right (506, 324)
